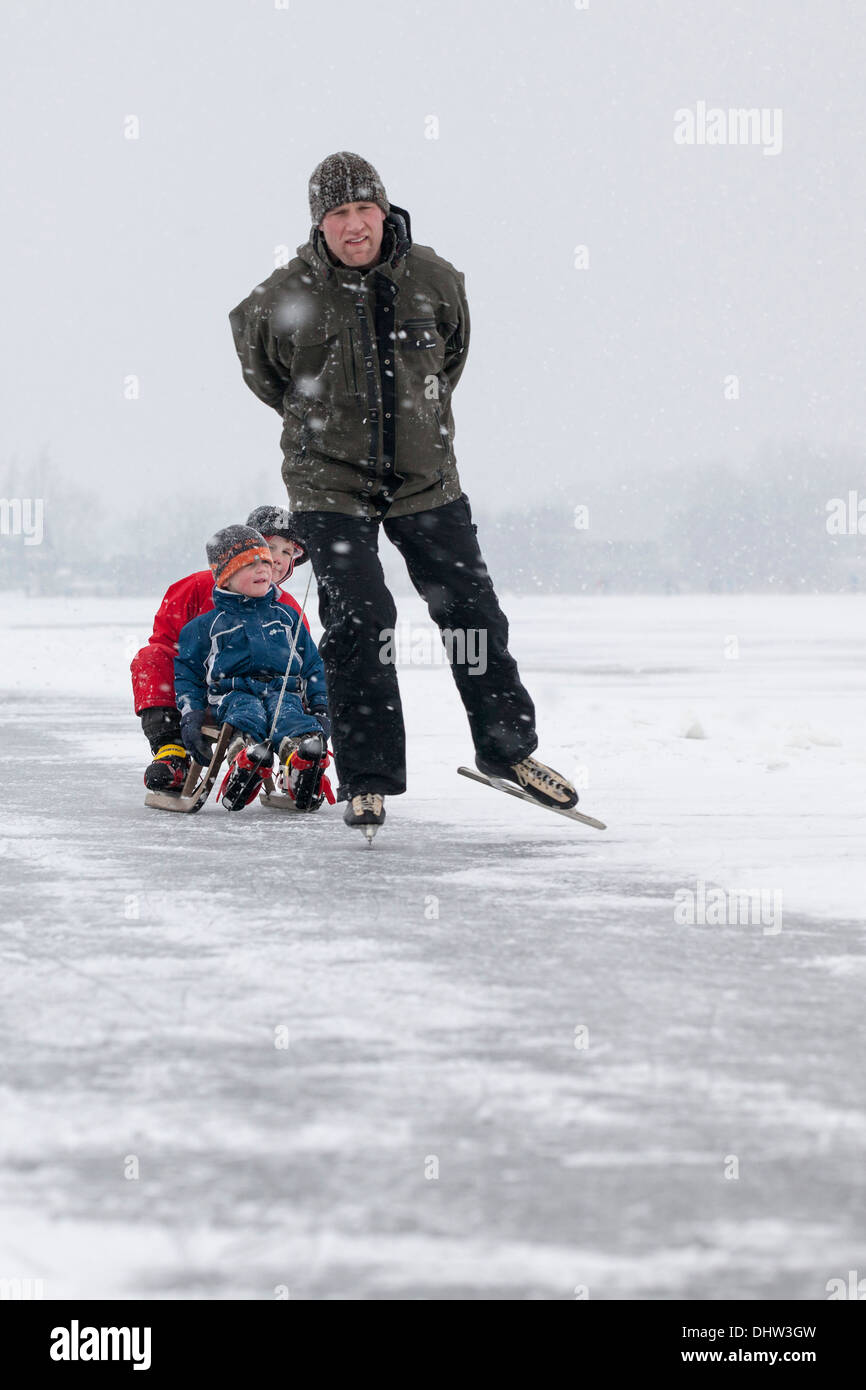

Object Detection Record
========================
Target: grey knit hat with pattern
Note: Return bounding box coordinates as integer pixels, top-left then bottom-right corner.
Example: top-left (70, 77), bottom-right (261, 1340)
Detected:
top-left (246, 505), bottom-right (309, 567)
top-left (309, 152), bottom-right (390, 226)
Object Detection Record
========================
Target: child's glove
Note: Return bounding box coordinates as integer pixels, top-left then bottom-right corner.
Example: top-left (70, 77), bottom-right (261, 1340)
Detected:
top-left (180, 709), bottom-right (213, 766)
top-left (311, 709), bottom-right (331, 743)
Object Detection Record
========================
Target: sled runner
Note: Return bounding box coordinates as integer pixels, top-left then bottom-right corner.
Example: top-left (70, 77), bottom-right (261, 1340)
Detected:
top-left (457, 766), bottom-right (607, 830)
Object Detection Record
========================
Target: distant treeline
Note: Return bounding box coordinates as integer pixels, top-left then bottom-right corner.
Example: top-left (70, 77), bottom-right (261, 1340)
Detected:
top-left (1, 446), bottom-right (863, 596)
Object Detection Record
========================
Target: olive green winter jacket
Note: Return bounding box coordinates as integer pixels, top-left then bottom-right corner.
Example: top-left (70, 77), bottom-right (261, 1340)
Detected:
top-left (228, 205), bottom-right (470, 519)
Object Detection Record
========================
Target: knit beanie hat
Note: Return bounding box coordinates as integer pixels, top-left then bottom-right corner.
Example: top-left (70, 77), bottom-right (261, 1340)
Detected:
top-left (245, 505), bottom-right (309, 566)
top-left (309, 152), bottom-right (390, 226)
top-left (207, 524), bottom-right (272, 587)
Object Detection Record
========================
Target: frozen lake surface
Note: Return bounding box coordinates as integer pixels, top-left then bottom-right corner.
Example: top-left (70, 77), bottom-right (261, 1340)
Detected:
top-left (1, 590), bottom-right (864, 1299)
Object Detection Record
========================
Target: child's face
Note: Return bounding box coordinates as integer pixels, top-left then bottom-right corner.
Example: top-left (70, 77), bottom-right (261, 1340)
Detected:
top-left (265, 535), bottom-right (300, 585)
top-left (227, 557), bottom-right (273, 597)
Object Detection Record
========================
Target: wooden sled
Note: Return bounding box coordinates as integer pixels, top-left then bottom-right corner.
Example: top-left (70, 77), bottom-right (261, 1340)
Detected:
top-left (145, 724), bottom-right (331, 816)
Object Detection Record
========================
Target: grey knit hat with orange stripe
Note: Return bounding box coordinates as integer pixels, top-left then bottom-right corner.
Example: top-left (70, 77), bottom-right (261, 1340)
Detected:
top-left (206, 525), bottom-right (271, 588)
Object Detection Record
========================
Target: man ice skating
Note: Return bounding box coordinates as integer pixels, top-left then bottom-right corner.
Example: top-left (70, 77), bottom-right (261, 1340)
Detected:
top-left (229, 151), bottom-right (577, 838)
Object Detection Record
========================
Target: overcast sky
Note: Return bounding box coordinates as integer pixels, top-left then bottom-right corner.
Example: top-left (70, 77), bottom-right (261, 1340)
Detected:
top-left (2, 0), bottom-right (864, 540)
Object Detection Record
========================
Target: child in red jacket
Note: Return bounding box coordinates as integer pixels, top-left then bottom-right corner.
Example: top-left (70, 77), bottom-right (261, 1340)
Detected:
top-left (132, 506), bottom-right (313, 791)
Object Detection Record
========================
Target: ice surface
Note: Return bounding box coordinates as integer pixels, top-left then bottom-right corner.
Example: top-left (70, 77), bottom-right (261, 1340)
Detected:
top-left (0, 591), bottom-right (863, 1299)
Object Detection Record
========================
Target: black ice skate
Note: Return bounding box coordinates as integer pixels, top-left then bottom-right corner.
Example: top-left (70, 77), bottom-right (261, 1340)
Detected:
top-left (144, 724), bottom-right (234, 815)
top-left (475, 753), bottom-right (578, 810)
top-left (343, 792), bottom-right (386, 846)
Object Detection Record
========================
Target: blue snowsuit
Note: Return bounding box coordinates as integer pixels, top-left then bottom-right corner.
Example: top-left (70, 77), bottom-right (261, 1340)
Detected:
top-left (174, 585), bottom-right (327, 744)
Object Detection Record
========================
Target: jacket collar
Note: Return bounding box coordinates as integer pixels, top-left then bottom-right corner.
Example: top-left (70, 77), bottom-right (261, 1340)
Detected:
top-left (297, 204), bottom-right (412, 289)
top-left (212, 583), bottom-right (278, 611)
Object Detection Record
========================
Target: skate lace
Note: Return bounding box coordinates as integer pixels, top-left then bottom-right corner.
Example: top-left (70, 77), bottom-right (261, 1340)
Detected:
top-left (355, 793), bottom-right (381, 813)
top-left (516, 758), bottom-right (561, 790)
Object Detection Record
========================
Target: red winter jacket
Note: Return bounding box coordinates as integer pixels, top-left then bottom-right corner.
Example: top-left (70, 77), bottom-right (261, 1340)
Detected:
top-left (131, 569), bottom-right (310, 715)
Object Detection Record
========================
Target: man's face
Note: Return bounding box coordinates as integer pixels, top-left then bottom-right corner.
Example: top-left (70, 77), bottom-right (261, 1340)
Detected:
top-left (319, 201), bottom-right (385, 268)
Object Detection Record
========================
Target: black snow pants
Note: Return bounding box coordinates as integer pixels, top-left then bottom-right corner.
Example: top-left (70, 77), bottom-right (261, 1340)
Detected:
top-left (292, 493), bottom-right (538, 800)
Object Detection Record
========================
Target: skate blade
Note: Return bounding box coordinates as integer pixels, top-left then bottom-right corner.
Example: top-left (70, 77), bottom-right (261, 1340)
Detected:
top-left (457, 766), bottom-right (607, 831)
top-left (361, 824), bottom-right (379, 845)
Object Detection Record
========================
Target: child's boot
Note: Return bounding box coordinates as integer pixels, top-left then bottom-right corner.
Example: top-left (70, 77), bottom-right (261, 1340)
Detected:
top-left (218, 736), bottom-right (273, 811)
top-left (143, 743), bottom-right (190, 793)
top-left (278, 732), bottom-right (328, 810)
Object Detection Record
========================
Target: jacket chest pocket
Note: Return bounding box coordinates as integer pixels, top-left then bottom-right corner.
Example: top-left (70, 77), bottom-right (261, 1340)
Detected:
top-left (260, 620), bottom-right (288, 663)
top-left (398, 317), bottom-right (443, 352)
top-left (291, 328), bottom-right (340, 399)
top-left (213, 624), bottom-right (246, 667)
top-left (292, 325), bottom-right (362, 411)
top-left (397, 318), bottom-right (446, 391)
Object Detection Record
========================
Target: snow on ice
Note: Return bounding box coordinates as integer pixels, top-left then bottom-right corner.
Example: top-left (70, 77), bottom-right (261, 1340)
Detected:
top-left (0, 590), bottom-right (864, 1298)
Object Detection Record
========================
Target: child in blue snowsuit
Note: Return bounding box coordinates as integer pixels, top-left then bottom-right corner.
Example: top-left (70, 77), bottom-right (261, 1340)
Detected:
top-left (174, 524), bottom-right (329, 770)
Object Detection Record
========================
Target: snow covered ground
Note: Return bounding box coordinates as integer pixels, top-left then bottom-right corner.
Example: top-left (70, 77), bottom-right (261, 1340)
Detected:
top-left (1, 589), bottom-right (864, 1300)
